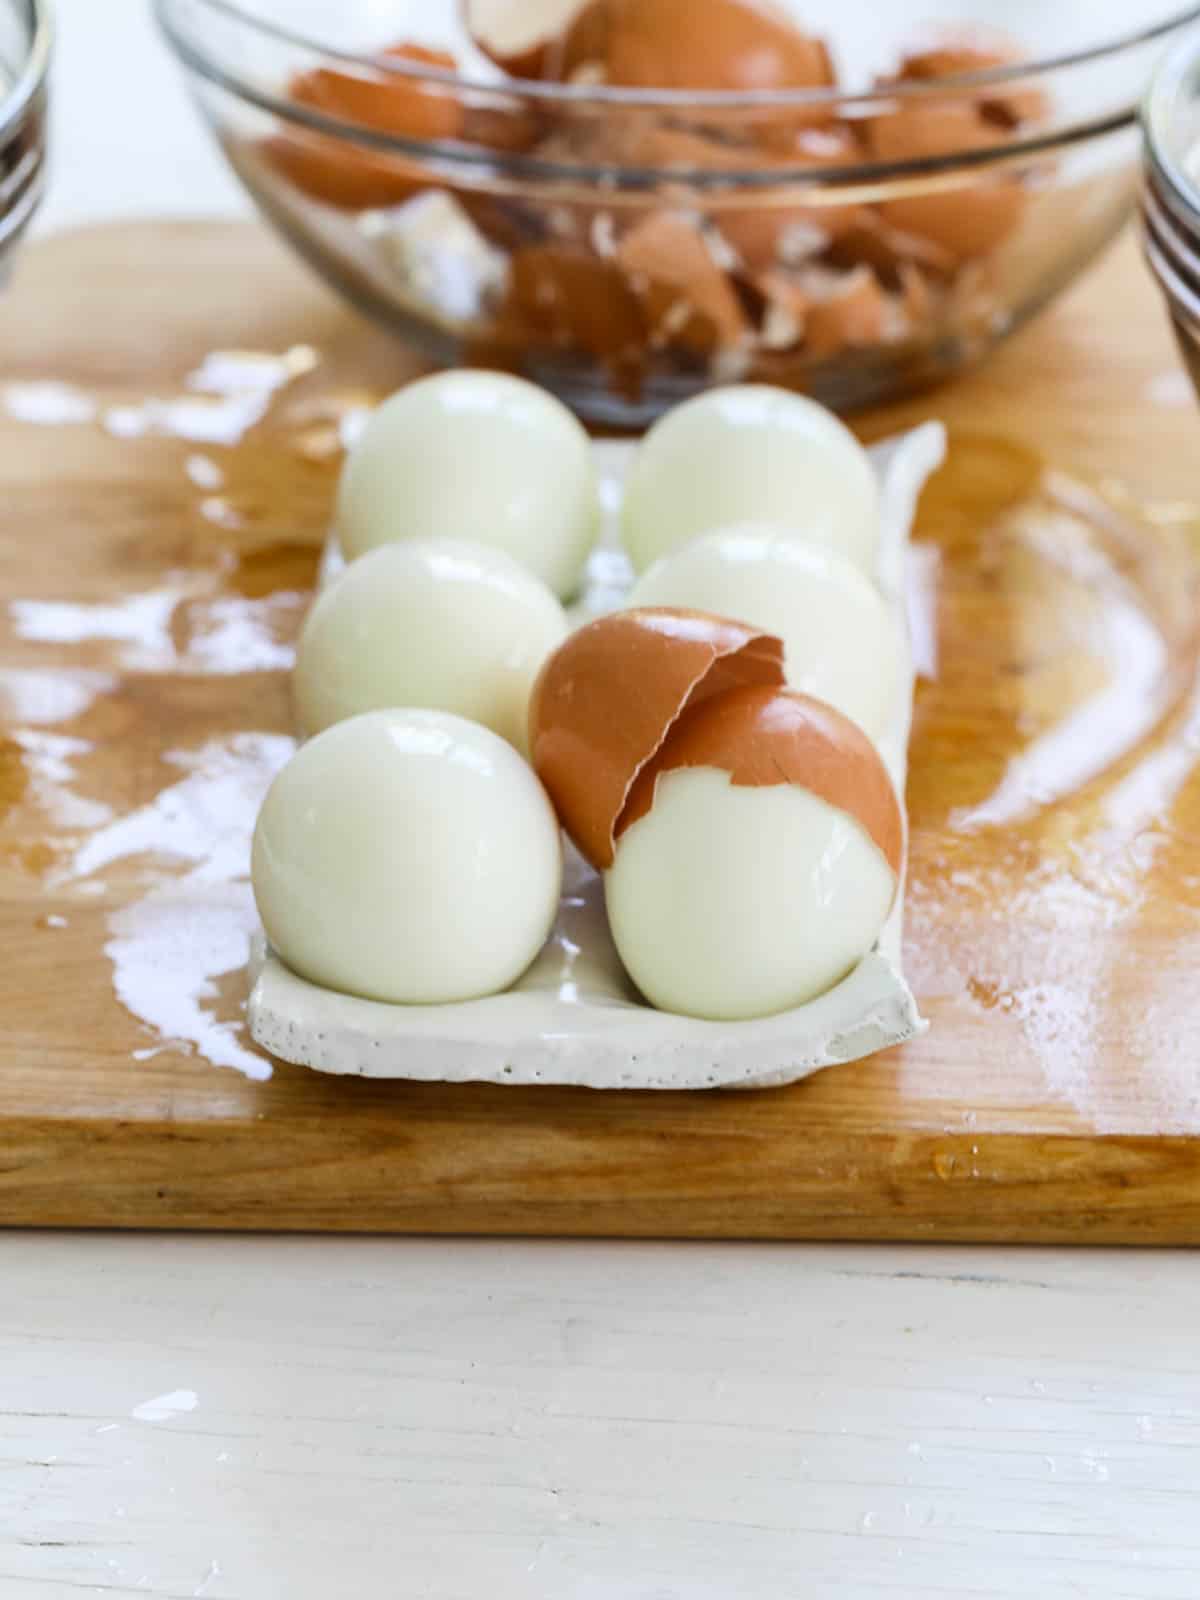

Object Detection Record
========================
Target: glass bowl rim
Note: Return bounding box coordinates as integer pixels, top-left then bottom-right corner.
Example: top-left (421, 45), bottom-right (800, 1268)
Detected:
top-left (157, 0), bottom-right (1200, 118)
top-left (0, 0), bottom-right (52, 146)
top-left (159, 0), bottom-right (1197, 188)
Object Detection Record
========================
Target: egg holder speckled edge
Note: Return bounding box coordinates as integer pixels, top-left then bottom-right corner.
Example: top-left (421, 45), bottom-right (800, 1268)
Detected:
top-left (247, 421), bottom-right (946, 1090)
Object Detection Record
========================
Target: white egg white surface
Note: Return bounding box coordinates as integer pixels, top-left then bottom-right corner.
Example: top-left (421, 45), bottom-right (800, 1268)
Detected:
top-left (621, 386), bottom-right (882, 576)
top-left (336, 369), bottom-right (600, 600)
top-left (630, 524), bottom-right (905, 741)
top-left (249, 422), bottom-right (946, 1090)
top-left (252, 709), bottom-right (562, 1007)
top-left (605, 771), bottom-right (897, 1023)
top-left (293, 539), bottom-right (568, 753)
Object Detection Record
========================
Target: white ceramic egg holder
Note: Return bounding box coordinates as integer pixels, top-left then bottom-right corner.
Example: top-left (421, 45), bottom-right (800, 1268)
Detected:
top-left (247, 422), bottom-right (945, 1090)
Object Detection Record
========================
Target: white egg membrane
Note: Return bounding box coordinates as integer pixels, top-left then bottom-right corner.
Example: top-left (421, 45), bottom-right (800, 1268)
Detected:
top-left (248, 422), bottom-right (945, 1090)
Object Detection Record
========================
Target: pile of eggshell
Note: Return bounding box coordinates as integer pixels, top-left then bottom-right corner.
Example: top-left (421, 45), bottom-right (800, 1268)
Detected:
top-left (264, 0), bottom-right (1046, 399)
top-left (251, 370), bottom-right (906, 1023)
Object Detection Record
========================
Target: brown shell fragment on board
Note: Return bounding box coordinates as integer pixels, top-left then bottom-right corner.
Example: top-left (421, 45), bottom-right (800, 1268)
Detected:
top-left (529, 608), bottom-right (786, 870)
top-left (616, 684), bottom-right (904, 879)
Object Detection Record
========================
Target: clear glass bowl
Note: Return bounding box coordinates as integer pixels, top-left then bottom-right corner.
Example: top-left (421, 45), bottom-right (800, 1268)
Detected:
top-left (157, 0), bottom-right (1199, 423)
top-left (0, 0), bottom-right (49, 285)
top-left (1143, 30), bottom-right (1200, 399)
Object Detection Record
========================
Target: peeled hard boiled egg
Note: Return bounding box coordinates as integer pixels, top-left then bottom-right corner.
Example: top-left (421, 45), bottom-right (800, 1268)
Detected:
top-left (605, 686), bottom-right (902, 1020)
top-left (621, 385), bottom-right (881, 575)
top-left (252, 709), bottom-right (562, 1006)
top-left (294, 539), bottom-right (568, 753)
top-left (337, 370), bottom-right (601, 600)
top-left (629, 524), bottom-right (904, 740)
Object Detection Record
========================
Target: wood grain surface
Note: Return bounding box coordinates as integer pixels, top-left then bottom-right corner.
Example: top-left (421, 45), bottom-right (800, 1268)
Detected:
top-left (2, 220), bottom-right (1200, 1241)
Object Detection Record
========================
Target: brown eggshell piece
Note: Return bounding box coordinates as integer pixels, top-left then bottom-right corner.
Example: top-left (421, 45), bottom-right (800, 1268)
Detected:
top-left (293, 44), bottom-right (463, 143)
top-left (803, 265), bottom-right (889, 359)
top-left (265, 132), bottom-right (430, 212)
top-left (617, 684), bottom-right (904, 880)
top-left (616, 211), bottom-right (749, 353)
top-left (464, 0), bottom-right (594, 79)
top-left (865, 100), bottom-right (1004, 165)
top-left (718, 126), bottom-right (863, 269)
top-left (459, 98), bottom-right (544, 154)
top-left (863, 101), bottom-right (1025, 264)
top-left (529, 608), bottom-right (786, 870)
top-left (504, 243), bottom-right (647, 363)
top-left (270, 43), bottom-right (462, 211)
top-left (879, 182), bottom-right (1025, 265)
top-left (897, 259), bottom-right (936, 322)
top-left (894, 38), bottom-right (1049, 129)
top-left (827, 209), bottom-right (956, 283)
top-left (601, 0), bottom-right (832, 94)
top-left (554, 0), bottom-right (613, 79)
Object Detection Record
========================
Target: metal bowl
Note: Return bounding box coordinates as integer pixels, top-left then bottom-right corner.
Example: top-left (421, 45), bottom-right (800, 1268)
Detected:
top-left (0, 0), bottom-right (50, 286)
top-left (1143, 28), bottom-right (1200, 397)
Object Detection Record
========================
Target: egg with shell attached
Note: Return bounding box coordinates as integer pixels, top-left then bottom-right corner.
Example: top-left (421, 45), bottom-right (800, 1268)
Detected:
top-left (529, 608), bottom-right (901, 1020)
top-left (606, 685), bottom-right (903, 1019)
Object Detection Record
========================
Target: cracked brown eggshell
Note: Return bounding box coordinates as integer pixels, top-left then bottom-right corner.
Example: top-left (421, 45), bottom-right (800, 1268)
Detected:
top-left (604, 684), bottom-right (904, 1019)
top-left (616, 683), bottom-right (904, 878)
top-left (889, 32), bottom-right (1049, 130)
top-left (595, 0), bottom-right (832, 95)
top-left (528, 607), bottom-right (786, 869)
top-left (864, 99), bottom-right (1026, 265)
top-left (464, 0), bottom-right (595, 78)
top-left (270, 43), bottom-right (462, 211)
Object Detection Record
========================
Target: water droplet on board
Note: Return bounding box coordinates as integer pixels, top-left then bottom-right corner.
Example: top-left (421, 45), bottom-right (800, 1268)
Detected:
top-left (1, 379), bottom-right (96, 425)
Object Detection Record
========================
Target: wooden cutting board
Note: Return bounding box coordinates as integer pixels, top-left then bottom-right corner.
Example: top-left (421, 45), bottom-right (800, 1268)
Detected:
top-left (3, 219), bottom-right (1200, 1242)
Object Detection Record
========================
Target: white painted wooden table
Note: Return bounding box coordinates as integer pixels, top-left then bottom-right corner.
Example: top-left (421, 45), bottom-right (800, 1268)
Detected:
top-left (4, 6), bottom-right (1199, 1597)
